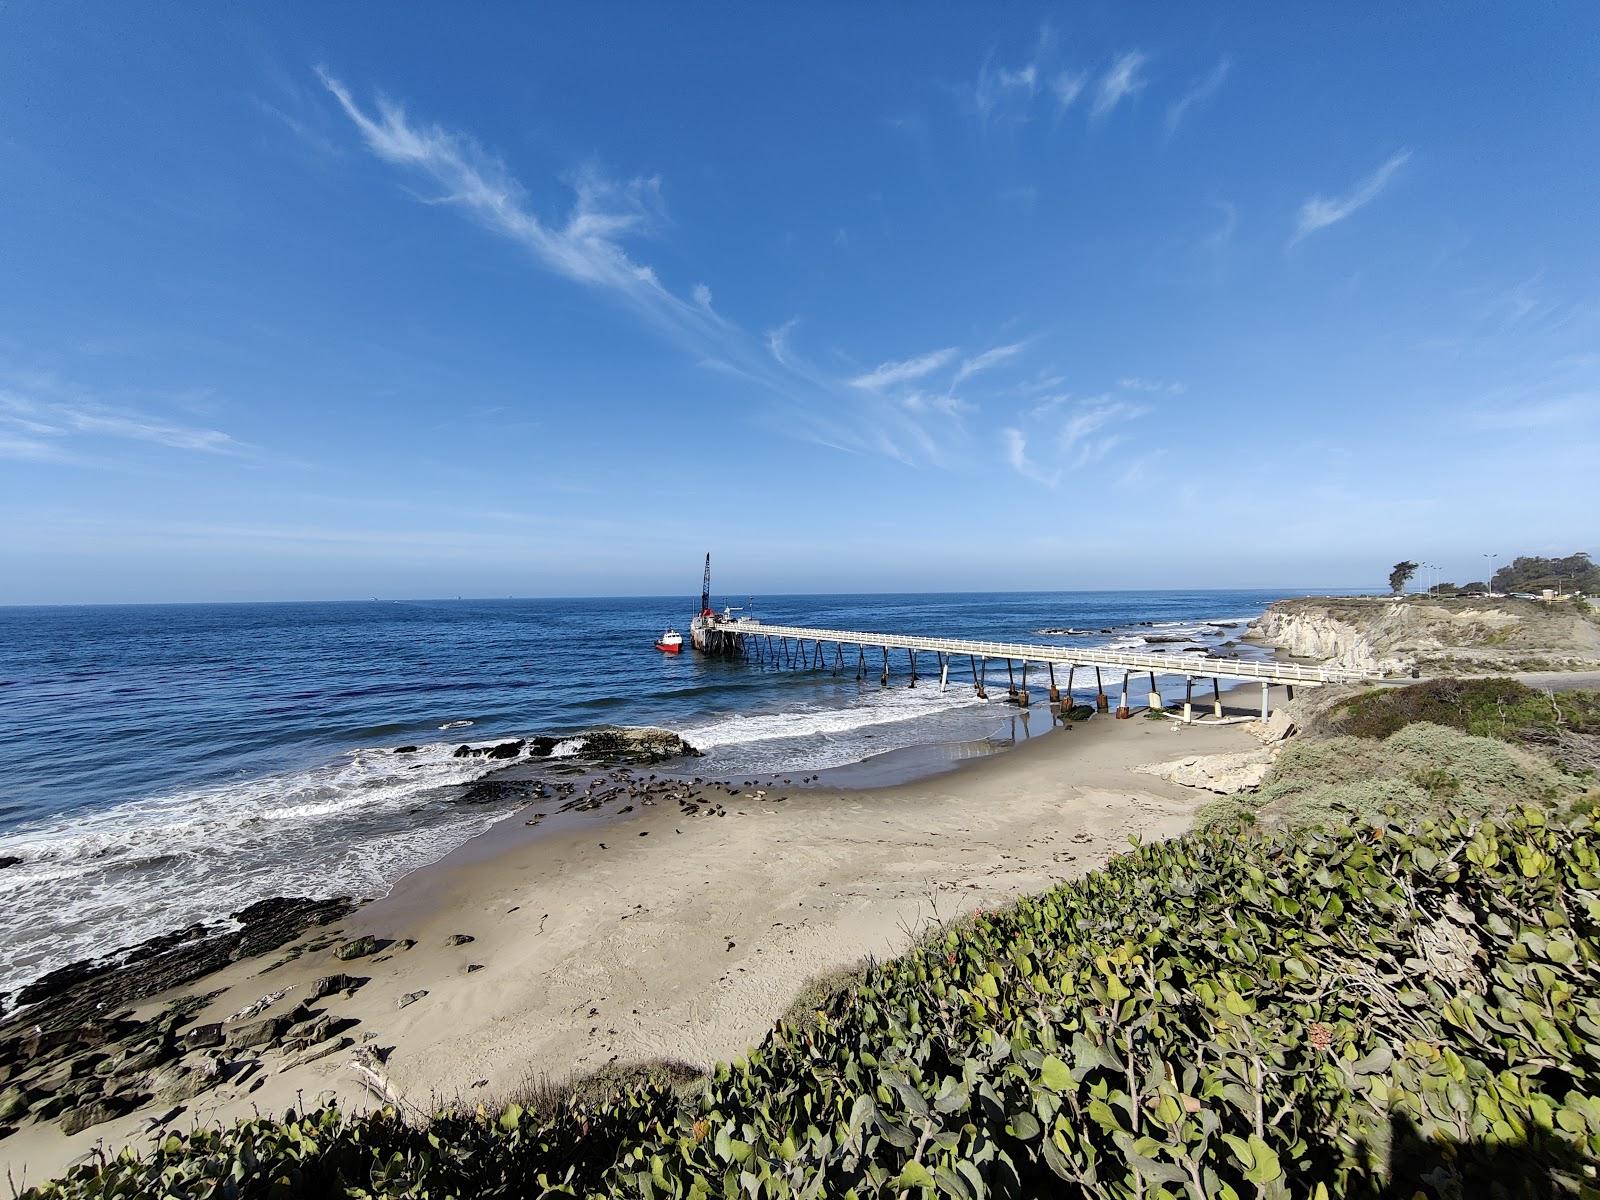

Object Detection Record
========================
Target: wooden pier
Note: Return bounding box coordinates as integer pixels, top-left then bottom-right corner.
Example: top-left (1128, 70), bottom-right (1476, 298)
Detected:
top-left (697, 618), bottom-right (1371, 722)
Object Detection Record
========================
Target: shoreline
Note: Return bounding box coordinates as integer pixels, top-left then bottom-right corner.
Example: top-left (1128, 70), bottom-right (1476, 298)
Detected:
top-left (0, 688), bottom-right (1278, 1184)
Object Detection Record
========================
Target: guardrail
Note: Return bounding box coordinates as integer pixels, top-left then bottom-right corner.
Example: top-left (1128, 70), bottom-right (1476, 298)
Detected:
top-left (711, 620), bottom-right (1371, 685)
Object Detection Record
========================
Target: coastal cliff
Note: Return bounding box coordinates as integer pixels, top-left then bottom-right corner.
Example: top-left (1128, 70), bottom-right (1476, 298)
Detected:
top-left (1246, 594), bottom-right (1600, 676)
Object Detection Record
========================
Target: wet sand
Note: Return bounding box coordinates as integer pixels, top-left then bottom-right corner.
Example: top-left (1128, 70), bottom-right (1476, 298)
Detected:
top-left (4, 694), bottom-right (1273, 1186)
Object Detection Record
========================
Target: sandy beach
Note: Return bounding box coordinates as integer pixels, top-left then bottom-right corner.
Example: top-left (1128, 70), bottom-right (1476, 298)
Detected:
top-left (3, 698), bottom-right (1269, 1186)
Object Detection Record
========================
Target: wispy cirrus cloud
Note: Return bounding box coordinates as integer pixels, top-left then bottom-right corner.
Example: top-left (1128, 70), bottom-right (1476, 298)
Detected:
top-left (1118, 376), bottom-right (1186, 395)
top-left (0, 382), bottom-right (242, 463)
top-left (1001, 382), bottom-right (1158, 486)
top-left (849, 348), bottom-right (960, 391)
top-left (961, 28), bottom-right (1105, 127)
top-left (1050, 71), bottom-right (1087, 111)
top-left (1470, 394), bottom-right (1597, 431)
top-left (953, 342), bottom-right (1026, 387)
top-left (317, 71), bottom-right (1042, 474)
top-left (317, 68), bottom-right (732, 355)
top-left (1058, 397), bottom-right (1148, 463)
top-left (1092, 52), bottom-right (1148, 119)
top-left (1001, 427), bottom-right (1060, 487)
top-left (1293, 150), bottom-right (1412, 242)
top-left (1165, 57), bottom-right (1230, 134)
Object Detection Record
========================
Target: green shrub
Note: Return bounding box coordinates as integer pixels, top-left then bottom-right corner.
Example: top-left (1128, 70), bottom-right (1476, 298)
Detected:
top-left (1193, 796), bottom-right (1256, 831)
top-left (1331, 678), bottom-right (1600, 747)
top-left (1385, 722), bottom-right (1565, 806)
top-left (1274, 776), bottom-right (1430, 829)
top-left (22, 804), bottom-right (1600, 1199)
top-left (1248, 722), bottom-right (1579, 829)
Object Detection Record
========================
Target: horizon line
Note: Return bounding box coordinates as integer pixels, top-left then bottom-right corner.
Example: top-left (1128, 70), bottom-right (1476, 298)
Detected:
top-left (0, 585), bottom-right (1376, 610)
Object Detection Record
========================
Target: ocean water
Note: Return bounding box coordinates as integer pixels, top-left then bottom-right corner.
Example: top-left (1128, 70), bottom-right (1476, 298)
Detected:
top-left (0, 590), bottom-right (1295, 997)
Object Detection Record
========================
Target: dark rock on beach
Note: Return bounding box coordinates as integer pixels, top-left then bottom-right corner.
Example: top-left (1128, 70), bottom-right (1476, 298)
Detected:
top-left (223, 1014), bottom-right (285, 1050)
top-left (334, 935), bottom-right (383, 961)
top-left (577, 727), bottom-right (703, 764)
top-left (453, 740), bottom-right (526, 760)
top-left (181, 1023), bottom-right (222, 1051)
top-left (306, 973), bottom-right (367, 1002)
top-left (0, 855), bottom-right (21, 870)
top-left (0, 895), bottom-right (351, 1142)
top-left (59, 1093), bottom-right (140, 1136)
top-left (8, 897), bottom-right (350, 1025)
top-left (455, 778), bottom-right (544, 806)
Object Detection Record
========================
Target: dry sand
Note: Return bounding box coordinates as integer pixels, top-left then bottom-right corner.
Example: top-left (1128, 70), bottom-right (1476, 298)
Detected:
top-left (5, 700), bottom-right (1265, 1186)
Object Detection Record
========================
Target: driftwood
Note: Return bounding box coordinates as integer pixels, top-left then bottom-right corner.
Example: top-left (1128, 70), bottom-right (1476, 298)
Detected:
top-left (348, 1049), bottom-right (405, 1109)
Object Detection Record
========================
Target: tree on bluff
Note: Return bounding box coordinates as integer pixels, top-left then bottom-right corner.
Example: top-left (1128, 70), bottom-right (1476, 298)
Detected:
top-left (1389, 561), bottom-right (1419, 595)
top-left (1490, 552), bottom-right (1600, 595)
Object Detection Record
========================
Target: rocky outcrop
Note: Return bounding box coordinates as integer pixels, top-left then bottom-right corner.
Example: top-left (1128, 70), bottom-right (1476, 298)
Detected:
top-left (1135, 748), bottom-right (1277, 794)
top-left (448, 727), bottom-right (701, 767)
top-left (7, 897), bottom-right (351, 1024)
top-left (1245, 595), bottom-right (1600, 677)
top-left (0, 897), bottom-right (360, 1141)
top-left (567, 727), bottom-right (703, 764)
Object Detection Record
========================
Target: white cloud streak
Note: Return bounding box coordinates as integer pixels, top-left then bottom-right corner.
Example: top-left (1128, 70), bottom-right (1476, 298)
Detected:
top-left (1118, 377), bottom-right (1186, 395)
top-left (317, 68), bottom-right (730, 353)
top-left (1470, 394), bottom-right (1597, 431)
top-left (1001, 428), bottom-right (1060, 487)
top-left (0, 387), bottom-right (241, 461)
top-left (1165, 57), bottom-right (1230, 134)
top-left (849, 348), bottom-right (960, 391)
top-left (954, 342), bottom-right (1026, 387)
top-left (1293, 150), bottom-right (1412, 242)
top-left (318, 70), bottom-right (1040, 474)
top-left (1051, 71), bottom-right (1087, 110)
top-left (1092, 52), bottom-right (1148, 119)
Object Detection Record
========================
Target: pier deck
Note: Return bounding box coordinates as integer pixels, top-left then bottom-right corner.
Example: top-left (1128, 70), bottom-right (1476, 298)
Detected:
top-left (700, 618), bottom-right (1372, 720)
top-left (712, 619), bottom-right (1367, 685)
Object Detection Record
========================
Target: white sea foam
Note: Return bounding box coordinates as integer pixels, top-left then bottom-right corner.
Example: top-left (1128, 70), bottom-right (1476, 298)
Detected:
top-left (439, 719), bottom-right (474, 730)
top-left (0, 740), bottom-right (516, 998)
top-left (682, 684), bottom-right (988, 752)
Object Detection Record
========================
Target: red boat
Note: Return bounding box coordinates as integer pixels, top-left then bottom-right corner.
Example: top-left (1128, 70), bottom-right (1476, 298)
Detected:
top-left (655, 628), bottom-right (683, 654)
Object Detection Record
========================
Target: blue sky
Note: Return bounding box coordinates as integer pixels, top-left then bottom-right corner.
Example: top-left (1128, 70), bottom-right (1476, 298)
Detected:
top-left (2, 4), bottom-right (1597, 603)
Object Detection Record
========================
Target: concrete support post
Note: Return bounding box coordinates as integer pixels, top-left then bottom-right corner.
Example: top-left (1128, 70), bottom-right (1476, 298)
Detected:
top-left (1212, 678), bottom-right (1223, 719)
top-left (1147, 670), bottom-right (1163, 712)
top-left (1095, 666), bottom-right (1109, 713)
top-left (1260, 681), bottom-right (1270, 720)
top-left (1116, 671), bottom-right (1132, 719)
top-left (1183, 676), bottom-right (1194, 724)
top-left (939, 656), bottom-right (949, 692)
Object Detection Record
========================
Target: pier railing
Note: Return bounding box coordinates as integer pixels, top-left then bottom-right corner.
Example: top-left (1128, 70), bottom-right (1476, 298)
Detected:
top-left (711, 619), bottom-right (1371, 685)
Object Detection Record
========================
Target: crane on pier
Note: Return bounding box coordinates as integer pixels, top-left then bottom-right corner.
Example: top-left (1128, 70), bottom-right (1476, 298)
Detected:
top-left (700, 552), bottom-right (712, 617)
